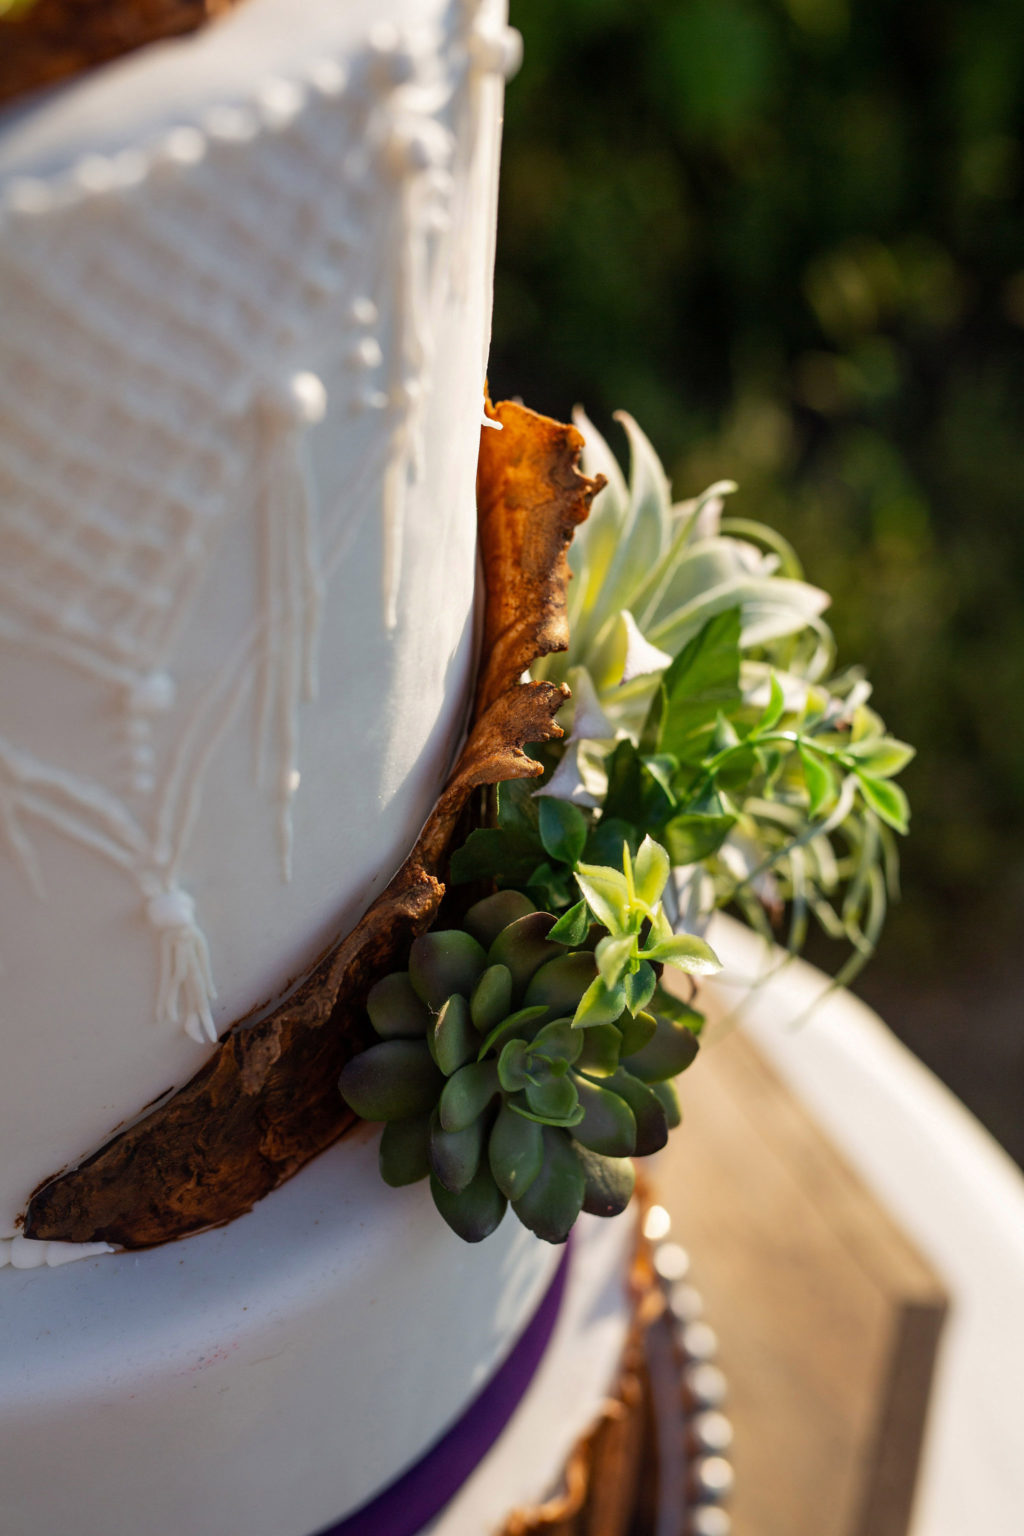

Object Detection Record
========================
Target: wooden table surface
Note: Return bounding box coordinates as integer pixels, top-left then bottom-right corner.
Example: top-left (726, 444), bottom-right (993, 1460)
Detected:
top-left (654, 1008), bottom-right (947, 1536)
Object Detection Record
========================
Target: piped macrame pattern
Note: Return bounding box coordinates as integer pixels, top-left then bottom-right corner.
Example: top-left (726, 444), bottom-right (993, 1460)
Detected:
top-left (0, 0), bottom-right (519, 1050)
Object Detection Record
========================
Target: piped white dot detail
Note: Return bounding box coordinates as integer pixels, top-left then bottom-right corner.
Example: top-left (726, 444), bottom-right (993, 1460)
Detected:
top-left (160, 127), bottom-right (207, 168)
top-left (129, 671), bottom-right (176, 714)
top-left (351, 336), bottom-right (383, 370)
top-left (309, 57), bottom-right (347, 98)
top-left (350, 296), bottom-right (379, 327)
top-left (147, 889), bottom-right (198, 930)
top-left (204, 105), bottom-right (260, 144)
top-left (72, 155), bottom-right (118, 196)
top-left (470, 22), bottom-right (523, 79)
top-left (258, 78), bottom-right (306, 130)
top-left (262, 371), bottom-right (328, 427)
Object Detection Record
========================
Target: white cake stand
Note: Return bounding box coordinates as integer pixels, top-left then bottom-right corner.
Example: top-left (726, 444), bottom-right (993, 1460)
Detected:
top-left (705, 914), bottom-right (1024, 1536)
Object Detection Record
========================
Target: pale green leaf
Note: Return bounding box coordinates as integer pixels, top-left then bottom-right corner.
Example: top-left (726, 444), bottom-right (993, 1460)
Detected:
top-left (574, 862), bottom-right (630, 933)
top-left (572, 973), bottom-right (628, 1029)
top-left (633, 834), bottom-right (671, 907)
top-left (623, 961), bottom-right (658, 1015)
top-left (755, 673), bottom-right (786, 734)
top-left (799, 745), bottom-right (837, 819)
top-left (641, 932), bottom-right (721, 976)
top-left (856, 773), bottom-right (910, 834)
top-left (595, 932), bottom-right (636, 989)
top-left (844, 738), bottom-right (916, 778)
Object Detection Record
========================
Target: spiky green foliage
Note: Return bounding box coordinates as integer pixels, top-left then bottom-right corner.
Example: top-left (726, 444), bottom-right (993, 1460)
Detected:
top-left (531, 416), bottom-right (913, 986)
top-left (339, 876), bottom-right (704, 1244)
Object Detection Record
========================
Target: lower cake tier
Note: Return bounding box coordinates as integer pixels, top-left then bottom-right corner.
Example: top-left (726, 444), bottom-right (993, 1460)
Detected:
top-left (0, 1126), bottom-right (638, 1536)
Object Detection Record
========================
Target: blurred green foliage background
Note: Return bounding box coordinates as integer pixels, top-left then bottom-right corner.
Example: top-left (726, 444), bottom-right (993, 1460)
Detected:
top-left (490, 0), bottom-right (1024, 1159)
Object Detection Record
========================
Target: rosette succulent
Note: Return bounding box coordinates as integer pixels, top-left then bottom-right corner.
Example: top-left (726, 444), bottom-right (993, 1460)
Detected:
top-left (339, 841), bottom-right (714, 1244)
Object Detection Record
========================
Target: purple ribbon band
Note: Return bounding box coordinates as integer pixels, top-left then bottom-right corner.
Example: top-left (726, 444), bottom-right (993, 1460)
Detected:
top-left (314, 1238), bottom-right (573, 1536)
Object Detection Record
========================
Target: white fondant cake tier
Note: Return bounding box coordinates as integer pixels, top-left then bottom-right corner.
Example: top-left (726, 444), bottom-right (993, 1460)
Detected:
top-left (0, 8), bottom-right (643, 1536)
top-left (433, 1210), bottom-right (634, 1536)
top-left (0, 1125), bottom-right (576, 1536)
top-left (0, 0), bottom-right (517, 1240)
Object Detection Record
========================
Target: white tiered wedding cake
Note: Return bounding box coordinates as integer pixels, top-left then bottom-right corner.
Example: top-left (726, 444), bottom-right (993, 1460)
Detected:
top-left (0, 5), bottom-right (643, 1534)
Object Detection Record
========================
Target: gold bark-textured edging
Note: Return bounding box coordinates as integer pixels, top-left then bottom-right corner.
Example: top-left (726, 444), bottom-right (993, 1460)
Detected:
top-left (25, 399), bottom-right (603, 1249)
top-left (0, 1), bottom-right (242, 109)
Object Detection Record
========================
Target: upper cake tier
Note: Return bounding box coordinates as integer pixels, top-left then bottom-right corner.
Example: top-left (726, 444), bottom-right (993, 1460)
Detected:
top-left (0, 0), bottom-right (520, 1246)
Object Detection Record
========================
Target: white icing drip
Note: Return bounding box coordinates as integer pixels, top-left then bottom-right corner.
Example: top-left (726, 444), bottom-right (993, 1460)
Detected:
top-left (254, 371), bottom-right (327, 878)
top-left (0, 1234), bottom-right (114, 1269)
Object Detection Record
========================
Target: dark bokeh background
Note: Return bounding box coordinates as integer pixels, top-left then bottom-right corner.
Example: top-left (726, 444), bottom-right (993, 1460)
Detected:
top-left (490, 0), bottom-right (1024, 1163)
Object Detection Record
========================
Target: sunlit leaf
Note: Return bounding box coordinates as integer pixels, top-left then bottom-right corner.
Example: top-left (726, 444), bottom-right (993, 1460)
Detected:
top-left (844, 738), bottom-right (916, 778)
top-left (755, 672), bottom-right (786, 734)
top-left (572, 973), bottom-right (628, 1029)
top-left (633, 834), bottom-right (671, 906)
top-left (641, 932), bottom-right (721, 975)
top-left (623, 960), bottom-right (658, 1014)
top-left (575, 862), bottom-right (630, 932)
top-left (596, 932), bottom-right (636, 988)
top-left (799, 745), bottom-right (837, 819)
top-left (856, 773), bottom-right (910, 833)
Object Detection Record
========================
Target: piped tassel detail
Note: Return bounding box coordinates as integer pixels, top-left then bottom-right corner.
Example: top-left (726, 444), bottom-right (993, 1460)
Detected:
top-left (146, 887), bottom-right (218, 1045)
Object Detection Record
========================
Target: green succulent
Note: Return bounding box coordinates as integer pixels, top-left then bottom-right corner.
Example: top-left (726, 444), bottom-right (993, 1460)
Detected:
top-left (340, 411), bottom-right (915, 1244)
top-left (338, 881), bottom-right (703, 1245)
top-left (531, 416), bottom-right (914, 989)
